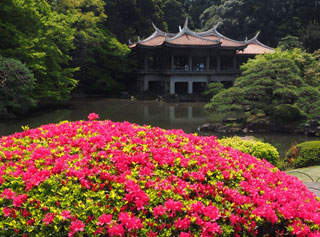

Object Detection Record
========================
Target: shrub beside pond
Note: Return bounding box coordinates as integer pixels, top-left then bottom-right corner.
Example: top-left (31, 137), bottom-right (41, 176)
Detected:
top-left (218, 137), bottom-right (280, 167)
top-left (0, 114), bottom-right (319, 236)
top-left (285, 141), bottom-right (320, 168)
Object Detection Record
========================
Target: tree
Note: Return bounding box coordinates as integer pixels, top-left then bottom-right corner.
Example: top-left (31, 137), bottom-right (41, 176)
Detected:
top-left (182, 0), bottom-right (217, 29)
top-left (104, 0), bottom-right (167, 43)
top-left (162, 0), bottom-right (188, 32)
top-left (0, 0), bottom-right (77, 101)
top-left (206, 49), bottom-right (320, 122)
top-left (301, 21), bottom-right (320, 53)
top-left (278, 35), bottom-right (303, 51)
top-left (200, 0), bottom-right (320, 47)
top-left (203, 82), bottom-right (225, 98)
top-left (48, 0), bottom-right (131, 94)
top-left (0, 56), bottom-right (36, 115)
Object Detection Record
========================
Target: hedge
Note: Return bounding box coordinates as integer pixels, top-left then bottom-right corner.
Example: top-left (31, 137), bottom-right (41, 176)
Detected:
top-left (218, 136), bottom-right (280, 167)
top-left (285, 140), bottom-right (320, 168)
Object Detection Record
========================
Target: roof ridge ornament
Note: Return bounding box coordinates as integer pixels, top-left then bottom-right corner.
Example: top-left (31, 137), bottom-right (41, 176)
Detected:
top-left (179, 26), bottom-right (182, 32)
top-left (138, 36), bottom-right (141, 42)
top-left (213, 22), bottom-right (222, 30)
top-left (254, 31), bottom-right (260, 39)
top-left (129, 39), bottom-right (132, 44)
top-left (152, 22), bottom-right (159, 32)
top-left (184, 17), bottom-right (189, 28)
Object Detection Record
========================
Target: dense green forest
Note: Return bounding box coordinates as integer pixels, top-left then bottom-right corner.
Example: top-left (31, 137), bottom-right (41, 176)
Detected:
top-left (1, 0), bottom-right (320, 116)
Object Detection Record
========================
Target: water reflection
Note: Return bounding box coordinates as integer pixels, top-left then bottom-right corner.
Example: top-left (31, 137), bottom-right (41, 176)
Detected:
top-left (0, 99), bottom-right (207, 136)
top-left (0, 98), bottom-right (318, 157)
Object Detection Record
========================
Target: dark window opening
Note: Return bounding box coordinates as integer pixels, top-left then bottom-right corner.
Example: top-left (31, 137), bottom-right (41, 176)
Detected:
top-left (220, 55), bottom-right (234, 70)
top-left (149, 81), bottom-right (164, 93)
top-left (193, 82), bottom-right (207, 94)
top-left (175, 82), bottom-right (188, 94)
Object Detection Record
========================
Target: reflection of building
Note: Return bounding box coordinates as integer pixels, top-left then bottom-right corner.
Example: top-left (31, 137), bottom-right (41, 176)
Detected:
top-left (142, 104), bottom-right (206, 124)
top-left (129, 19), bottom-right (274, 95)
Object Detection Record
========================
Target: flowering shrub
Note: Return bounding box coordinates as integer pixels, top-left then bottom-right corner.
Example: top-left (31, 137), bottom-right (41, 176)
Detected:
top-left (0, 113), bottom-right (319, 236)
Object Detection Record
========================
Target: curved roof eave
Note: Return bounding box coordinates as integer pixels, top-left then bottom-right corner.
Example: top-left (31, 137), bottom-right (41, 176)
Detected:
top-left (166, 18), bottom-right (220, 45)
top-left (197, 22), bottom-right (247, 46)
top-left (246, 32), bottom-right (274, 50)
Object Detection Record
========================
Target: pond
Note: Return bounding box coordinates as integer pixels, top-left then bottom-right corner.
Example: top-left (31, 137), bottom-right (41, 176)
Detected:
top-left (0, 98), bottom-right (318, 158)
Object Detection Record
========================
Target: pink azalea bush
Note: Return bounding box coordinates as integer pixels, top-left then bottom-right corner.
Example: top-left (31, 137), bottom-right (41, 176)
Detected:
top-left (0, 113), bottom-right (319, 236)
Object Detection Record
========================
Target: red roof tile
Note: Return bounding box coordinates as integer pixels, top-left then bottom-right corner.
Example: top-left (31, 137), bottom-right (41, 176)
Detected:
top-left (167, 34), bottom-right (219, 46)
top-left (205, 35), bottom-right (245, 47)
top-left (238, 43), bottom-right (274, 54)
top-left (139, 35), bottom-right (166, 47)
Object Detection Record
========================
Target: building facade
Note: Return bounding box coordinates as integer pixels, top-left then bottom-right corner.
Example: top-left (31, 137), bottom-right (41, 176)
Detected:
top-left (129, 19), bottom-right (274, 95)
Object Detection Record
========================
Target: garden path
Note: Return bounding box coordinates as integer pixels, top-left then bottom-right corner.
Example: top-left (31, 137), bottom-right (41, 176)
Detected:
top-left (304, 182), bottom-right (320, 197)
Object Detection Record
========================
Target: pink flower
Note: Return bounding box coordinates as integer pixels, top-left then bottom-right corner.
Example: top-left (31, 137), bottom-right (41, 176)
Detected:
top-left (202, 221), bottom-right (222, 235)
top-left (13, 194), bottom-right (28, 207)
top-left (119, 212), bottom-right (143, 231)
top-left (88, 113), bottom-right (99, 121)
top-left (3, 207), bottom-right (12, 217)
top-left (61, 210), bottom-right (72, 220)
top-left (2, 188), bottom-right (16, 199)
top-left (108, 223), bottom-right (125, 237)
top-left (153, 205), bottom-right (166, 219)
top-left (180, 232), bottom-right (192, 237)
top-left (42, 213), bottom-right (55, 225)
top-left (174, 217), bottom-right (191, 230)
top-left (97, 214), bottom-right (113, 226)
top-left (68, 220), bottom-right (85, 237)
top-left (203, 205), bottom-right (220, 221)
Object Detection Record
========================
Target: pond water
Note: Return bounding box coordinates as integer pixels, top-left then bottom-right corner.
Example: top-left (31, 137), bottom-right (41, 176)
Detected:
top-left (0, 98), bottom-right (318, 158)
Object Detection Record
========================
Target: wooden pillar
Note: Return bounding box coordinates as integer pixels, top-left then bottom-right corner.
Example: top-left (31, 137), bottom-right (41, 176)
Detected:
top-left (188, 81), bottom-right (193, 94)
top-left (188, 55), bottom-right (192, 71)
top-left (217, 52), bottom-right (221, 71)
top-left (233, 53), bottom-right (237, 70)
top-left (143, 79), bottom-right (149, 91)
top-left (206, 55), bottom-right (210, 70)
top-left (171, 55), bottom-right (174, 70)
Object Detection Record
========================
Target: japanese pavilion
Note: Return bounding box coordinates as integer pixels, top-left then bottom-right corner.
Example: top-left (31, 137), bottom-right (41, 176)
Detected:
top-left (129, 19), bottom-right (274, 95)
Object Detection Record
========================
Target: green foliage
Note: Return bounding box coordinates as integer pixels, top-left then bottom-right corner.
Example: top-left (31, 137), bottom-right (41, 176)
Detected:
top-left (0, 0), bottom-right (78, 101)
top-left (0, 56), bottom-right (36, 114)
top-left (278, 35), bottom-right (303, 50)
top-left (202, 82), bottom-right (225, 97)
top-left (205, 87), bottom-right (247, 118)
top-left (265, 104), bottom-right (303, 122)
top-left (51, 0), bottom-right (131, 94)
top-left (162, 0), bottom-right (188, 32)
top-left (301, 21), bottom-right (320, 53)
top-left (285, 141), bottom-right (320, 168)
top-left (218, 136), bottom-right (280, 166)
top-left (200, 0), bottom-right (320, 47)
top-left (105, 0), bottom-right (167, 43)
top-left (206, 49), bottom-right (320, 122)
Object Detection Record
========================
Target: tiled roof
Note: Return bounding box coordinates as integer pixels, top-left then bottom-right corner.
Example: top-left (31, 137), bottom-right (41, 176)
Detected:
top-left (139, 35), bottom-right (166, 47)
top-left (238, 43), bottom-right (274, 54)
top-left (205, 35), bottom-right (245, 47)
top-left (238, 32), bottom-right (274, 54)
top-left (129, 19), bottom-right (273, 53)
top-left (166, 34), bottom-right (220, 46)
